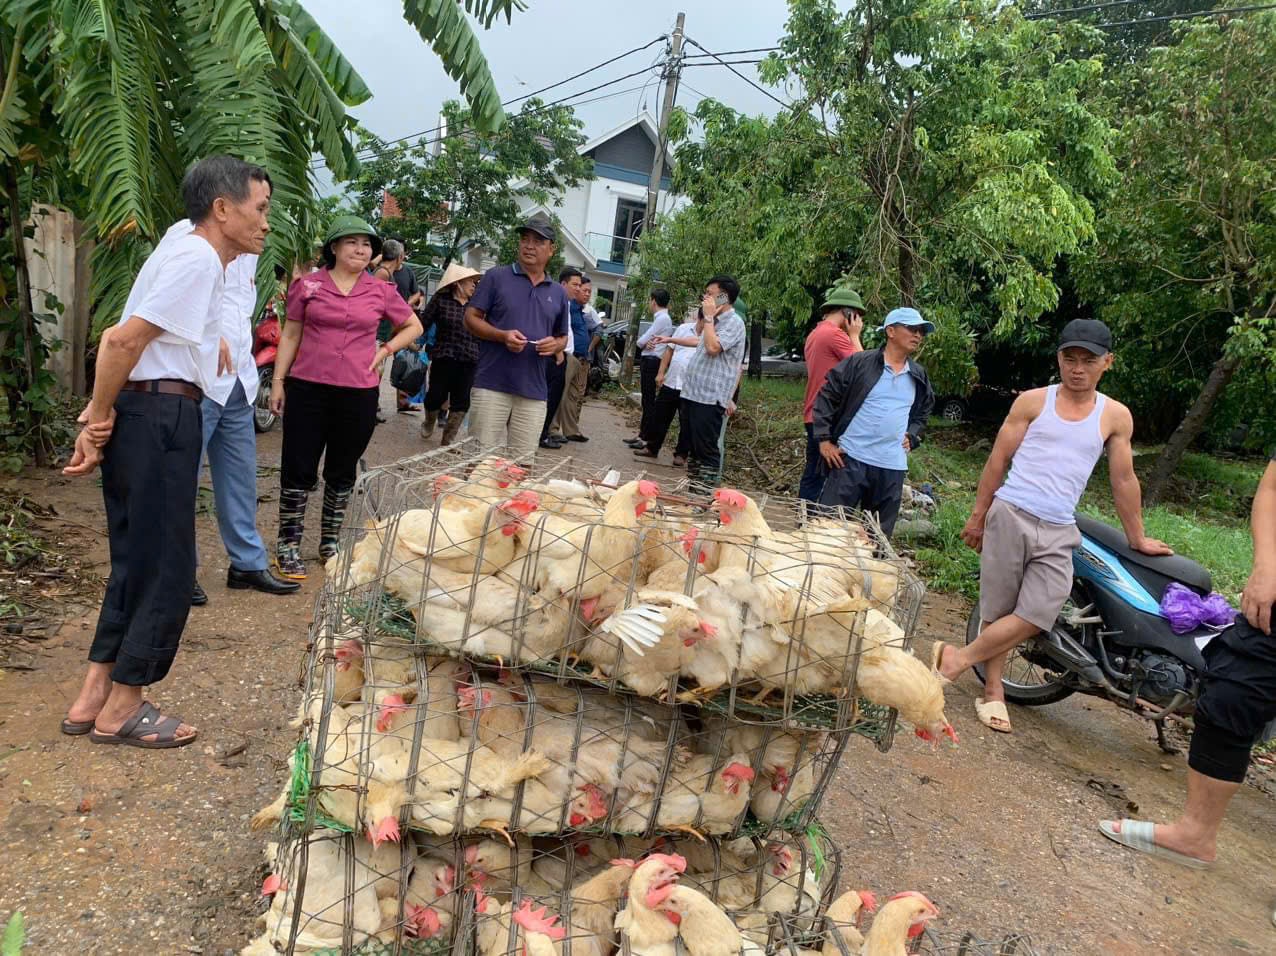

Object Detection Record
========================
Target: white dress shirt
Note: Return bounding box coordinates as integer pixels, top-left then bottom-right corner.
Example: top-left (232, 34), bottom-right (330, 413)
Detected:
top-left (663, 320), bottom-right (700, 391)
top-left (124, 220), bottom-right (226, 394)
top-left (205, 252), bottom-right (261, 405)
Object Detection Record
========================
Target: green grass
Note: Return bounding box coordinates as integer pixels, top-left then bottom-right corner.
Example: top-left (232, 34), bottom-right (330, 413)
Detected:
top-left (907, 432), bottom-right (1256, 601)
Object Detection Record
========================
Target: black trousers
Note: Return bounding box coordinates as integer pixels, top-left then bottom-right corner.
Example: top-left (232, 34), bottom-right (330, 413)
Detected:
top-left (1189, 617), bottom-right (1276, 783)
top-left (798, 423), bottom-right (828, 503)
top-left (683, 398), bottom-right (726, 493)
top-left (637, 355), bottom-right (662, 440)
top-left (424, 358), bottom-right (476, 414)
top-left (280, 377), bottom-right (379, 492)
top-left (645, 385), bottom-right (683, 454)
top-left (817, 455), bottom-right (907, 536)
top-left (90, 391), bottom-right (202, 685)
top-left (541, 356), bottom-right (566, 441)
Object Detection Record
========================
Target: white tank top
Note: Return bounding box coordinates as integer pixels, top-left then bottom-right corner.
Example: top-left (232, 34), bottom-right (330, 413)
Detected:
top-left (995, 385), bottom-right (1107, 526)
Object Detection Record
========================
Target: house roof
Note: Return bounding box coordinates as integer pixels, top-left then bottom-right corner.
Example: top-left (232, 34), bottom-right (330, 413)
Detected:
top-left (577, 111), bottom-right (675, 171)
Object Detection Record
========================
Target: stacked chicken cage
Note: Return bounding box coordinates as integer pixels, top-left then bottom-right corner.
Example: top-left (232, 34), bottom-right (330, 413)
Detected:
top-left (246, 440), bottom-right (934, 954)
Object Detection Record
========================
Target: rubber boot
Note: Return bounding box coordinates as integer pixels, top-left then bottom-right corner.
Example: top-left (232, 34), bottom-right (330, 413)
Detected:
top-left (319, 484), bottom-right (352, 561)
top-left (440, 415), bottom-right (463, 446)
top-left (420, 408), bottom-right (438, 441)
top-left (275, 487), bottom-right (309, 580)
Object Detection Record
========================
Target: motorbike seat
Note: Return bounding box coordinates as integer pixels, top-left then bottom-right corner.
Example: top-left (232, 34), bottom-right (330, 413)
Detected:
top-left (1075, 514), bottom-right (1212, 594)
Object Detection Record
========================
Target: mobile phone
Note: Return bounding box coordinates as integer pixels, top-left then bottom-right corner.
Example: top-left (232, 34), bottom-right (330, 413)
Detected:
top-left (713, 292), bottom-right (729, 307)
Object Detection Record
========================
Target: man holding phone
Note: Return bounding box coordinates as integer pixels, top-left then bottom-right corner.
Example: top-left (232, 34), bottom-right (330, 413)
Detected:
top-left (652, 275), bottom-right (746, 493)
top-left (464, 214), bottom-right (570, 463)
top-left (811, 307), bottom-right (935, 535)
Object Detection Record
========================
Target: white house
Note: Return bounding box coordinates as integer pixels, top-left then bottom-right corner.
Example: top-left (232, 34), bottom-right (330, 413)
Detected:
top-left (455, 112), bottom-right (689, 315)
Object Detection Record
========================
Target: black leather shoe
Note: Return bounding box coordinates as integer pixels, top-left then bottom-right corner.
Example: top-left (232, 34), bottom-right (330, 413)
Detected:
top-left (539, 437), bottom-right (565, 449)
top-left (567, 434), bottom-right (589, 442)
top-left (228, 568), bottom-right (301, 595)
top-left (624, 438), bottom-right (646, 448)
top-left (191, 582), bottom-right (208, 607)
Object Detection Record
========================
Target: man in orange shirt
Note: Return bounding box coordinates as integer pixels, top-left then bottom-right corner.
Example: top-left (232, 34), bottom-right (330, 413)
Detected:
top-left (799, 286), bottom-right (864, 502)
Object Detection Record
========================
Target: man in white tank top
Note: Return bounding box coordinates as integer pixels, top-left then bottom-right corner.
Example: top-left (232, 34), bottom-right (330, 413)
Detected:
top-left (933, 320), bottom-right (1170, 733)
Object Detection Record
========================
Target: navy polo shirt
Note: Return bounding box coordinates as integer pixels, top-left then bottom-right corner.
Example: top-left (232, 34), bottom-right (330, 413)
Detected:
top-left (469, 263), bottom-right (570, 400)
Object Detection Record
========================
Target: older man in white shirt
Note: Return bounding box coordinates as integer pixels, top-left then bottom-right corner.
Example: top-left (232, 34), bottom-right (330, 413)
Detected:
top-left (60, 155), bottom-right (272, 750)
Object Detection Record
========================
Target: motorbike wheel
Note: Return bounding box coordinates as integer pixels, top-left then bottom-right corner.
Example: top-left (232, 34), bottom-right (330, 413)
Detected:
top-left (253, 365), bottom-right (277, 433)
top-left (965, 603), bottom-right (1075, 705)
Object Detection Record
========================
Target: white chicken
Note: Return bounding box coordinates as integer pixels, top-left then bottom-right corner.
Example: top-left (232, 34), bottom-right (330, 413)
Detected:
top-left (393, 493), bottom-right (538, 575)
top-left (615, 854), bottom-right (687, 955)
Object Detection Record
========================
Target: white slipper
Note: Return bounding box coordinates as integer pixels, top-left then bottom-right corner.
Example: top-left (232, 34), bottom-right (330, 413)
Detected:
top-left (975, 697), bottom-right (1012, 733)
top-left (1097, 819), bottom-right (1212, 869)
top-left (930, 641), bottom-right (952, 685)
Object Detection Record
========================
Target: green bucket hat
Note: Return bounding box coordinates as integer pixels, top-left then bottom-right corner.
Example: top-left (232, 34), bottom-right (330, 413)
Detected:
top-left (821, 284), bottom-right (865, 314)
top-left (322, 214), bottom-right (382, 261)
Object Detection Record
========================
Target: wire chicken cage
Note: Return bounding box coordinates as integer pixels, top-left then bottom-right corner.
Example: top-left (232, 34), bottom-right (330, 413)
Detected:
top-left (321, 440), bottom-right (926, 740)
top-left (774, 914), bottom-right (1041, 955)
top-left (274, 662), bottom-right (851, 842)
top-left (249, 826), bottom-right (841, 954)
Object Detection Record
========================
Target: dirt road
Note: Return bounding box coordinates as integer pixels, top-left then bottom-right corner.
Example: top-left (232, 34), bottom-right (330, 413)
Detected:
top-left (1, 394), bottom-right (1273, 954)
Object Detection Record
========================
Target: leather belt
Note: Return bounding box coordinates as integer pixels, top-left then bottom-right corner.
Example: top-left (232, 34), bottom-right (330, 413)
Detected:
top-left (121, 379), bottom-right (203, 402)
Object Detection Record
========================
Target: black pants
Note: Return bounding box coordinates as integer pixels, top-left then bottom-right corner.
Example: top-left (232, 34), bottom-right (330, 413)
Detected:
top-left (541, 356), bottom-right (566, 441)
top-left (817, 455), bottom-right (907, 536)
top-left (798, 423), bottom-right (827, 503)
top-left (645, 385), bottom-right (684, 454)
top-left (90, 391), bottom-right (202, 686)
top-left (637, 355), bottom-right (662, 440)
top-left (1188, 617), bottom-right (1276, 783)
top-left (683, 398), bottom-right (726, 493)
top-left (280, 377), bottom-right (379, 492)
top-left (424, 358), bottom-right (476, 414)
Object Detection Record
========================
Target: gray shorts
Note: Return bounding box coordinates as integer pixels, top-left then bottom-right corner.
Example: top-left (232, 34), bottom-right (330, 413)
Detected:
top-left (979, 498), bottom-right (1081, 632)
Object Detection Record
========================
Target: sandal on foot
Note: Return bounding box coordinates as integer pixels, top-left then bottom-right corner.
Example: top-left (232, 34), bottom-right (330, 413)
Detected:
top-left (1097, 819), bottom-right (1212, 869)
top-left (89, 701), bottom-right (198, 750)
top-left (61, 717), bottom-right (96, 736)
top-left (975, 697), bottom-right (1013, 733)
top-left (930, 641), bottom-right (952, 684)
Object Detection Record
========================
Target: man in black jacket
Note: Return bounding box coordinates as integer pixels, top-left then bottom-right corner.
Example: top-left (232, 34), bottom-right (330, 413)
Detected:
top-left (811, 307), bottom-right (935, 535)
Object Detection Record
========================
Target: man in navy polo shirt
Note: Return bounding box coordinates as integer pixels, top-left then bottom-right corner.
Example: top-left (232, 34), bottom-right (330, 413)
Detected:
top-left (464, 214), bottom-right (570, 462)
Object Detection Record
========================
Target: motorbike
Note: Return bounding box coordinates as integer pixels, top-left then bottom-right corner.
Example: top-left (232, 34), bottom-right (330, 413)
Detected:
top-left (251, 304), bottom-right (281, 433)
top-left (967, 513), bottom-right (1217, 752)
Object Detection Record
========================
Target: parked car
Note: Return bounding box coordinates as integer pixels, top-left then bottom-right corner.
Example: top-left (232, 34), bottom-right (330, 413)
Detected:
top-left (760, 345), bottom-right (806, 378)
top-left (934, 384), bottom-right (1018, 423)
top-left (602, 318), bottom-right (653, 372)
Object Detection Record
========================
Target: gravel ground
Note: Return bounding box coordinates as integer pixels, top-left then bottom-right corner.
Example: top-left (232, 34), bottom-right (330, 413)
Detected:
top-left (1, 387), bottom-right (1273, 954)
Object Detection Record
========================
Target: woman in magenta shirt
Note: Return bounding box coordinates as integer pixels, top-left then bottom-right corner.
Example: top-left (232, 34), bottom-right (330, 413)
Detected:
top-left (268, 216), bottom-right (422, 578)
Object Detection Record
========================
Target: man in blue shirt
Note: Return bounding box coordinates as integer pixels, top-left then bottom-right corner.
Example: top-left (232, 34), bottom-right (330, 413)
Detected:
top-left (464, 214), bottom-right (570, 462)
top-left (811, 307), bottom-right (935, 535)
top-left (548, 272), bottom-right (595, 445)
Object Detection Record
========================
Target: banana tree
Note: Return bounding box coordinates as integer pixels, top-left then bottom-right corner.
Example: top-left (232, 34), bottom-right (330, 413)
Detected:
top-left (0, 0), bottom-right (520, 462)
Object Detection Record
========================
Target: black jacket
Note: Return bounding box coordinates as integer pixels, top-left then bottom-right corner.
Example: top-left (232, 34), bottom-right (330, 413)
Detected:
top-left (811, 347), bottom-right (935, 452)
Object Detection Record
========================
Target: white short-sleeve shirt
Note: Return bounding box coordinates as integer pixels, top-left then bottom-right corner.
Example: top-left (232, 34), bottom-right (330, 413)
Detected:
top-left (207, 252), bottom-right (261, 405)
top-left (663, 320), bottom-right (700, 392)
top-left (124, 221), bottom-right (226, 393)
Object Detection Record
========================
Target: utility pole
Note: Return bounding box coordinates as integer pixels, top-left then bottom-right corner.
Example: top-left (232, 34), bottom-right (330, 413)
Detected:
top-left (621, 13), bottom-right (684, 388)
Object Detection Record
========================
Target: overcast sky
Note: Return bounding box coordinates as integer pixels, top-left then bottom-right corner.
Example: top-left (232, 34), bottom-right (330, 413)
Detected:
top-left (303, 0), bottom-right (799, 172)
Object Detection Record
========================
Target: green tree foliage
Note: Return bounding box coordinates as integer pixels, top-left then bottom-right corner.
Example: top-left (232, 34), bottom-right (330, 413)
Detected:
top-left (1078, 14), bottom-right (1276, 499)
top-left (636, 0), bottom-right (1116, 393)
top-left (0, 0), bottom-right (519, 465)
top-left (345, 99), bottom-right (593, 269)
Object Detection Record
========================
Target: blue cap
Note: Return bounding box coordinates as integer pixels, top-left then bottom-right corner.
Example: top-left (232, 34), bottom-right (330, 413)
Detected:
top-left (882, 307), bottom-right (935, 334)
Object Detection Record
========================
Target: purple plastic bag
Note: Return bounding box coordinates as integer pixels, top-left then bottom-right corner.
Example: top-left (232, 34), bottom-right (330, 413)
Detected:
top-left (1160, 582), bottom-right (1237, 634)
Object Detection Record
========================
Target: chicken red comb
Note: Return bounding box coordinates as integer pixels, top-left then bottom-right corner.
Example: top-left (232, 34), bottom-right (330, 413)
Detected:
top-left (511, 901), bottom-right (566, 941)
top-left (376, 694), bottom-right (409, 732)
top-left (464, 844), bottom-right (479, 866)
top-left (261, 873), bottom-right (286, 896)
top-left (713, 488), bottom-right (748, 509)
top-left (609, 857), bottom-right (638, 868)
top-left (335, 639), bottom-right (362, 671)
top-left (503, 463), bottom-right (529, 481)
top-left (582, 783), bottom-right (609, 818)
top-left (433, 474), bottom-right (461, 494)
top-left (405, 903), bottom-right (443, 939)
top-left (441, 864), bottom-right (456, 894)
top-left (943, 723), bottom-right (960, 745)
top-left (646, 852), bottom-right (688, 874)
top-left (858, 890), bottom-right (878, 912)
top-left (698, 619), bottom-right (718, 638)
top-left (637, 479), bottom-right (661, 498)
top-left (723, 761), bottom-right (756, 782)
top-left (513, 489), bottom-right (541, 507)
top-left (368, 815), bottom-right (401, 847)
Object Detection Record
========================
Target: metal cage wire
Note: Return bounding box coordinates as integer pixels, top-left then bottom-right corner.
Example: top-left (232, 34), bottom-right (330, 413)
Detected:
top-left (319, 439), bottom-right (925, 738)
top-left (775, 914), bottom-right (1041, 956)
top-left (255, 827), bottom-right (842, 954)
